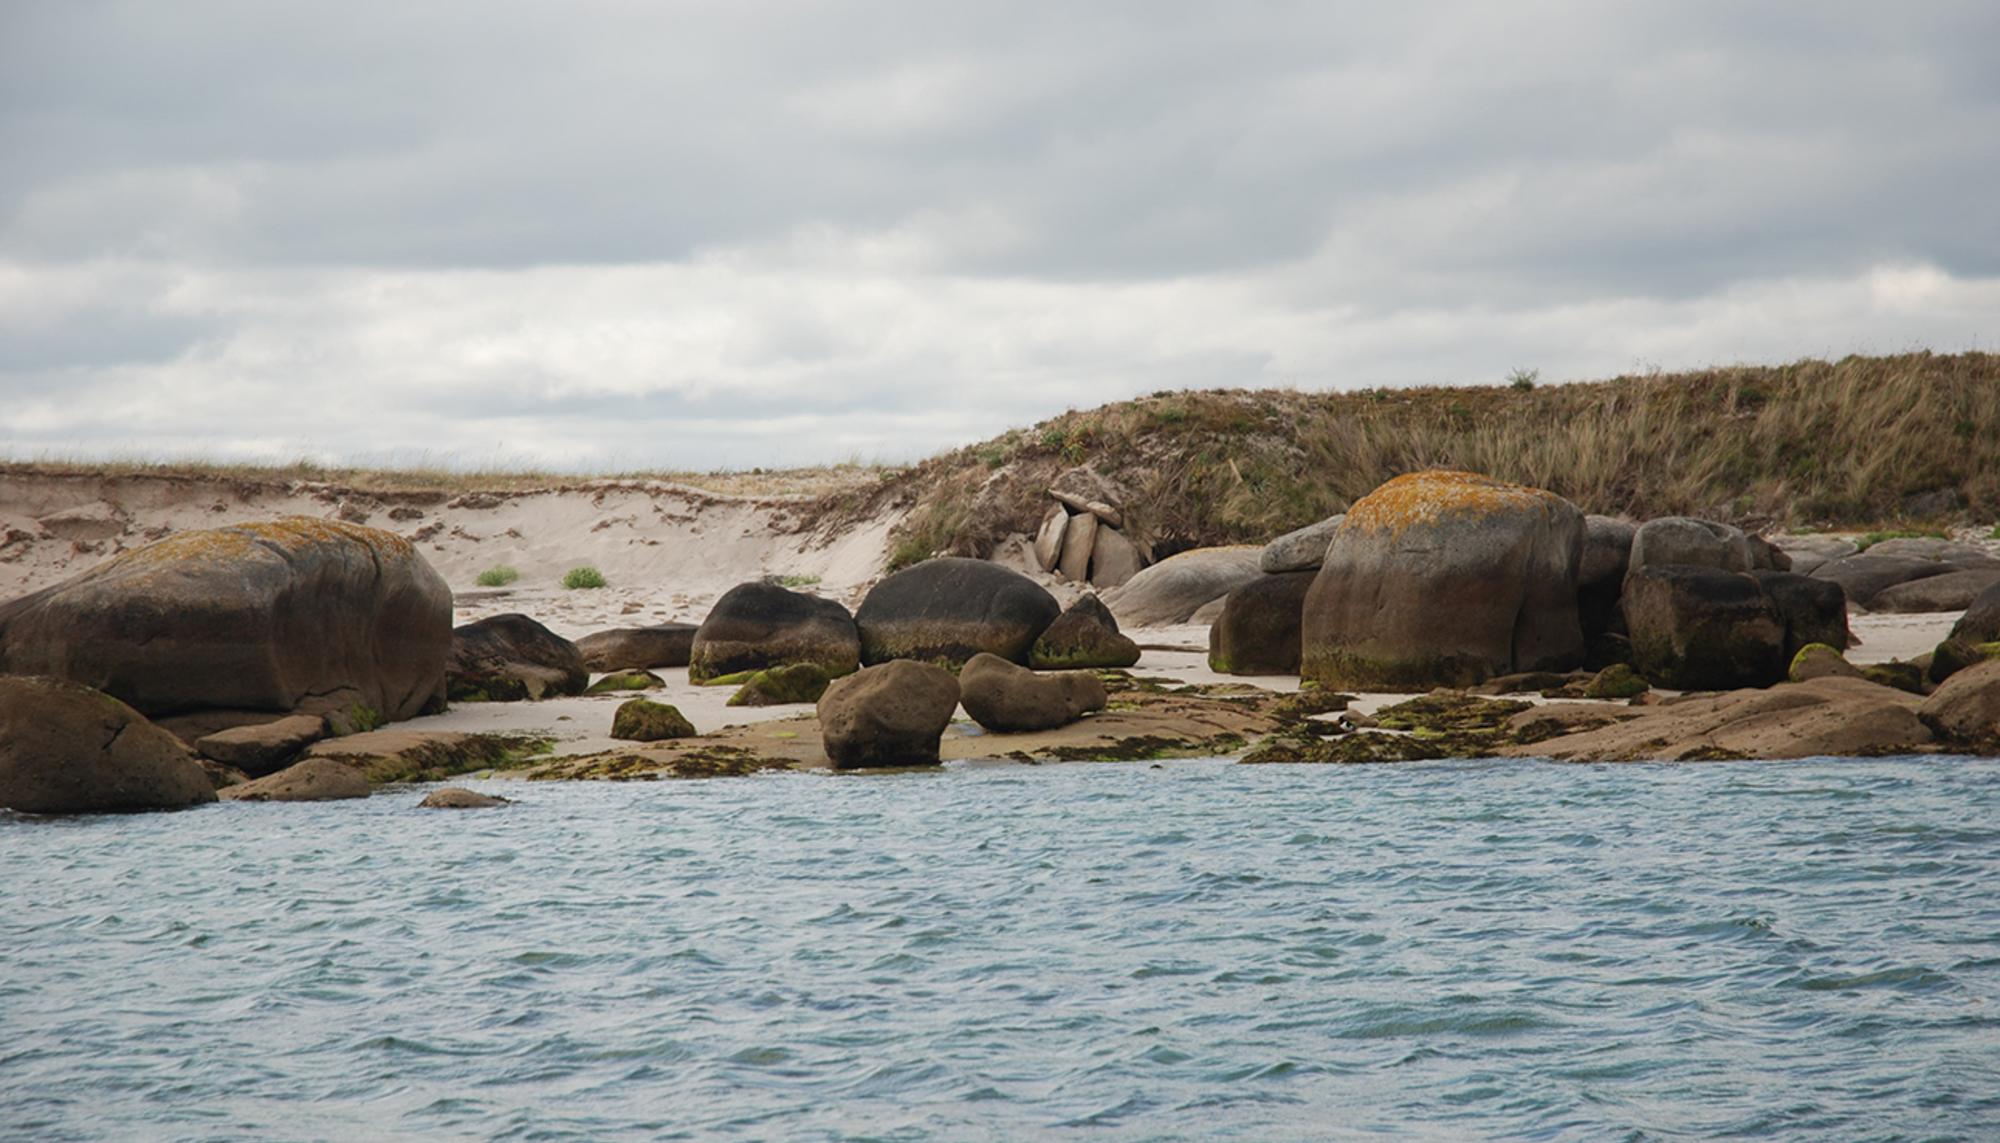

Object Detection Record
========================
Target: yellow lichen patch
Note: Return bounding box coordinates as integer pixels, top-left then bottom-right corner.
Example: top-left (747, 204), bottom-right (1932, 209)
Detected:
top-left (1342, 470), bottom-right (1565, 535)
top-left (95, 516), bottom-right (415, 575)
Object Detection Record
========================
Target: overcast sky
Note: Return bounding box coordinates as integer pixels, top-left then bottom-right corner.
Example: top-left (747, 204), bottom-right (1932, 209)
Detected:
top-left (2, 2), bottom-right (1997, 471)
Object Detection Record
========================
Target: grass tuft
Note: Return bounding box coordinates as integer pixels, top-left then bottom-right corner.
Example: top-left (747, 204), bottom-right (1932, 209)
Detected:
top-left (475, 565), bottom-right (520, 587)
top-left (562, 566), bottom-right (607, 590)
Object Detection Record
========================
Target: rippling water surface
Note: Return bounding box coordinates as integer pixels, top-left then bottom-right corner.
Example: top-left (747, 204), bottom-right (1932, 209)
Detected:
top-left (5, 757), bottom-right (1999, 1141)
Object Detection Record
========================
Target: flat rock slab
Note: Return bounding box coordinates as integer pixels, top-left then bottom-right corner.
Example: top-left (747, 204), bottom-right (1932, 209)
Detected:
top-left (305, 729), bottom-right (547, 783)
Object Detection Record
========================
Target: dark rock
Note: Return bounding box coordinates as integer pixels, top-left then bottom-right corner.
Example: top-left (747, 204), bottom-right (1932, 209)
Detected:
top-left (1102, 547), bottom-right (1264, 627)
top-left (727, 663), bottom-right (834, 707)
top-left (689, 582), bottom-right (861, 682)
top-left (1810, 554), bottom-right (1954, 608)
top-left (194, 714), bottom-right (328, 777)
top-left (855, 558), bottom-right (1060, 668)
top-left (1927, 638), bottom-right (2000, 685)
top-left (584, 670), bottom-right (663, 695)
top-left (1751, 569), bottom-right (1850, 656)
top-left (1207, 571), bottom-right (1314, 676)
top-left (574, 624), bottom-right (696, 671)
top-left (1582, 663), bottom-right (1649, 699)
top-left (1030, 594), bottom-right (1139, 669)
top-left (817, 660), bottom-right (960, 769)
top-left (957, 653), bottom-right (1107, 732)
top-left (1870, 568), bottom-right (2000, 614)
top-left (1861, 661), bottom-right (1928, 696)
top-left (1950, 579), bottom-right (2000, 643)
top-left (448, 614), bottom-right (588, 701)
top-left (610, 699), bottom-right (696, 742)
top-left (1302, 471), bottom-right (1585, 689)
top-left (219, 758), bottom-right (370, 802)
top-left (1622, 565), bottom-right (1785, 690)
top-left (1746, 534), bottom-right (1792, 572)
top-left (0, 519), bottom-right (451, 723)
top-left (418, 787), bottom-right (511, 809)
top-left (1628, 517), bottom-right (1752, 573)
top-left (1578, 516), bottom-right (1637, 657)
top-left (0, 676), bottom-right (217, 814)
top-left (1260, 515), bottom-right (1344, 574)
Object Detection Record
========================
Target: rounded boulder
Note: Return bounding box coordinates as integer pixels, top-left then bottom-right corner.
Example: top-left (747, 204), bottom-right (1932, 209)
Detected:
top-left (958, 652), bottom-right (1107, 733)
top-left (0, 676), bottom-right (217, 814)
top-left (816, 660), bottom-right (960, 769)
top-left (1208, 571), bottom-right (1314, 676)
top-left (447, 614), bottom-right (588, 701)
top-left (689, 582), bottom-right (860, 683)
top-left (854, 558), bottom-right (1059, 668)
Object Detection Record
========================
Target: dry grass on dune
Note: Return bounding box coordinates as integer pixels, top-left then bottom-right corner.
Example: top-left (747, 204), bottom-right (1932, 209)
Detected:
top-left (858, 351), bottom-right (2000, 568)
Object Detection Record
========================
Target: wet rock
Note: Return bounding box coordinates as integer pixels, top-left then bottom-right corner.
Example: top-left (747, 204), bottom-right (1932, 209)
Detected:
top-left (1030, 594), bottom-right (1140, 670)
top-left (219, 758), bottom-right (370, 802)
top-left (448, 614), bottom-right (589, 701)
top-left (1505, 676), bottom-right (1932, 761)
top-left (1623, 565), bottom-right (1785, 690)
top-left (574, 624), bottom-right (696, 672)
top-left (689, 582), bottom-right (860, 682)
top-left (584, 670), bottom-right (664, 695)
top-left (0, 518), bottom-right (451, 724)
top-left (1260, 515), bottom-right (1344, 574)
top-left (1103, 547), bottom-right (1266, 627)
top-left (817, 660), bottom-right (960, 769)
top-left (194, 714), bottom-right (328, 777)
top-left (1302, 471), bottom-right (1585, 690)
top-left (727, 663), bottom-right (834, 707)
top-left (610, 699), bottom-right (696, 742)
top-left (958, 652), bottom-right (1107, 733)
top-left (0, 676), bottom-right (217, 814)
top-left (418, 787), bottom-right (511, 809)
top-left (855, 558), bottom-right (1060, 668)
top-left (1207, 571), bottom-right (1313, 676)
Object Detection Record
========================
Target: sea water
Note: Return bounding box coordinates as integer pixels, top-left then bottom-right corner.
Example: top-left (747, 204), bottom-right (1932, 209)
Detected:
top-left (4, 757), bottom-right (1997, 1141)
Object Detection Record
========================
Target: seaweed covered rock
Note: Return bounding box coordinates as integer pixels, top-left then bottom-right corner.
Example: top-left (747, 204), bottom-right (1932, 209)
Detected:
top-left (0, 676), bottom-right (217, 814)
top-left (689, 582), bottom-right (860, 682)
top-left (448, 614), bottom-right (588, 702)
top-left (727, 663), bottom-right (834, 707)
top-left (1029, 594), bottom-right (1139, 669)
top-left (1208, 571), bottom-right (1314, 676)
top-left (1102, 547), bottom-right (1263, 627)
top-left (0, 518), bottom-right (451, 723)
top-left (817, 660), bottom-right (960, 769)
top-left (1622, 566), bottom-right (1785, 690)
top-left (610, 699), bottom-right (696, 742)
top-left (1788, 643), bottom-right (1863, 683)
top-left (855, 558), bottom-right (1059, 668)
top-left (1927, 638), bottom-right (2000, 685)
top-left (1301, 471), bottom-right (1585, 690)
top-left (1582, 663), bottom-right (1650, 699)
top-left (218, 758), bottom-right (370, 802)
top-left (584, 670), bottom-right (663, 695)
top-left (574, 624), bottom-right (696, 672)
top-left (958, 653), bottom-right (1107, 733)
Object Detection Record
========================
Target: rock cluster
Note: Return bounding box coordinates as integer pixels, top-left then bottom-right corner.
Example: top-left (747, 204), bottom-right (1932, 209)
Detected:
top-left (1030, 467), bottom-right (1147, 589)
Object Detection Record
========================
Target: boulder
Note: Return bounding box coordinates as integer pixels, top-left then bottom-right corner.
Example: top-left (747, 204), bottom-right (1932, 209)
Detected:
top-left (1864, 537), bottom-right (1999, 564)
top-left (688, 582), bottom-right (860, 682)
top-left (1627, 517), bottom-right (1752, 574)
top-left (610, 699), bottom-right (696, 742)
top-left (583, 669), bottom-right (664, 695)
top-left (817, 659), bottom-right (960, 769)
top-left (957, 652), bottom-right (1107, 732)
top-left (1301, 470), bottom-right (1585, 690)
top-left (0, 518), bottom-right (451, 723)
top-left (1578, 516), bottom-right (1637, 656)
top-left (418, 787), bottom-right (511, 809)
top-left (1057, 511), bottom-right (1098, 582)
top-left (1745, 534), bottom-right (1792, 572)
top-left (1207, 571), bottom-right (1314, 676)
top-left (1789, 643), bottom-right (1863, 682)
top-left (447, 614), bottom-right (589, 701)
top-left (574, 624), bottom-right (696, 672)
top-left (1260, 515), bottom-right (1345, 574)
top-left (854, 557), bottom-right (1060, 668)
top-left (1927, 638), bottom-right (2000, 686)
top-left (218, 758), bottom-right (370, 802)
top-left (1030, 594), bottom-right (1139, 669)
top-left (1032, 505), bottom-right (1068, 572)
top-left (1048, 466), bottom-right (1125, 524)
top-left (1870, 568), bottom-right (2000, 614)
top-left (1918, 659), bottom-right (2000, 747)
top-left (1949, 579), bottom-right (2000, 643)
top-left (1750, 570), bottom-right (1850, 655)
top-left (1810, 554), bottom-right (1954, 608)
top-left (727, 663), bottom-right (834, 707)
top-left (1505, 675), bottom-right (1932, 761)
top-left (1582, 662), bottom-right (1650, 699)
top-left (1622, 565), bottom-right (1785, 690)
top-left (1772, 535), bottom-right (1858, 576)
top-left (194, 714), bottom-right (328, 777)
top-left (1088, 527), bottom-right (1145, 590)
top-left (0, 676), bottom-right (217, 814)
top-left (1102, 547), bottom-right (1264, 627)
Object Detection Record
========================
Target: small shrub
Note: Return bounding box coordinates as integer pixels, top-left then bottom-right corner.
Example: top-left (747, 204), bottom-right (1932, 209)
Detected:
top-left (562, 566), bottom-right (607, 589)
top-left (1507, 367), bottom-right (1539, 391)
top-left (475, 565), bottom-right (520, 587)
top-left (773, 573), bottom-right (821, 587)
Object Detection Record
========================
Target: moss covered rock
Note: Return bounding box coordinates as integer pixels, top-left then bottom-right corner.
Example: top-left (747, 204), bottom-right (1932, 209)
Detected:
top-left (611, 699), bottom-right (696, 742)
top-left (689, 582), bottom-right (860, 683)
top-left (585, 670), bottom-right (664, 695)
top-left (727, 663), bottom-right (834, 707)
top-left (855, 558), bottom-right (1060, 668)
top-left (449, 614), bottom-right (588, 702)
top-left (1789, 643), bottom-right (1862, 683)
top-left (1029, 594), bottom-right (1139, 670)
top-left (1582, 662), bottom-right (1649, 699)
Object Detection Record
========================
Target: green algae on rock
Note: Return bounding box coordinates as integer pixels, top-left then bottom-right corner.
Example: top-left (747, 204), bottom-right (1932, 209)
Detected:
top-left (610, 699), bottom-right (696, 742)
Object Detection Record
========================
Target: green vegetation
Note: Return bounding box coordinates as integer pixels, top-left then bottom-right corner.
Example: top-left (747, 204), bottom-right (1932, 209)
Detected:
top-left (773, 573), bottom-right (822, 587)
top-left (584, 670), bottom-right (662, 695)
top-left (727, 663), bottom-right (834, 707)
top-left (562, 565), bottom-right (607, 590)
top-left (475, 564), bottom-right (520, 587)
top-left (1855, 529), bottom-right (1948, 551)
top-left (1507, 367), bottom-right (1539, 391)
top-left (610, 699), bottom-right (696, 742)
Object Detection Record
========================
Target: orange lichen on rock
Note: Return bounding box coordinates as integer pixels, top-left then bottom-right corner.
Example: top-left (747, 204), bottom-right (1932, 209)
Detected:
top-left (1341, 470), bottom-right (1567, 536)
top-left (98, 517), bottom-right (416, 573)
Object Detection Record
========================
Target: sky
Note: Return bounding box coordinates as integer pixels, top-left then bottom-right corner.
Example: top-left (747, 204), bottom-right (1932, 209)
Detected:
top-left (2, 1), bottom-right (1997, 472)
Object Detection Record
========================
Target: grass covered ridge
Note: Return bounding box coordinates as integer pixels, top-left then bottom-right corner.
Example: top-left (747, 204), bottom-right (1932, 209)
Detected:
top-left (855, 352), bottom-right (2000, 567)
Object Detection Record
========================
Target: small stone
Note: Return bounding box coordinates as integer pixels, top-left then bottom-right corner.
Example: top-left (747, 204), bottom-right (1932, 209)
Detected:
top-left (585, 669), bottom-right (664, 695)
top-left (418, 787), bottom-right (511, 809)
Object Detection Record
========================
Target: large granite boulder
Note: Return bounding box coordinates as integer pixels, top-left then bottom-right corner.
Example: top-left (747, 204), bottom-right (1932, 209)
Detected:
top-left (1622, 566), bottom-right (1785, 690)
top-left (0, 518), bottom-right (450, 723)
top-left (447, 614), bottom-right (588, 701)
top-left (855, 558), bottom-right (1059, 668)
top-left (689, 582), bottom-right (860, 682)
top-left (0, 676), bottom-right (216, 814)
top-left (1578, 516), bottom-right (1637, 657)
top-left (1772, 535), bottom-right (1858, 576)
top-left (218, 757), bottom-right (370, 802)
top-left (1087, 527), bottom-right (1145, 589)
top-left (574, 624), bottom-right (696, 671)
top-left (1627, 517), bottom-right (1752, 574)
top-left (1029, 594), bottom-right (1139, 669)
top-left (1260, 515), bottom-right (1344, 574)
top-left (1505, 675), bottom-right (1932, 761)
top-left (957, 653), bottom-right (1107, 733)
top-left (1951, 579), bottom-right (2000, 643)
top-left (1870, 569), bottom-right (2000, 614)
top-left (1750, 570), bottom-right (1850, 656)
top-left (1300, 471), bottom-right (1585, 690)
top-left (1102, 547), bottom-right (1264, 628)
top-left (1810, 554), bottom-right (1956, 609)
top-left (1208, 571), bottom-right (1314, 676)
top-left (817, 660), bottom-right (960, 769)
top-left (1918, 658), bottom-right (2000, 747)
